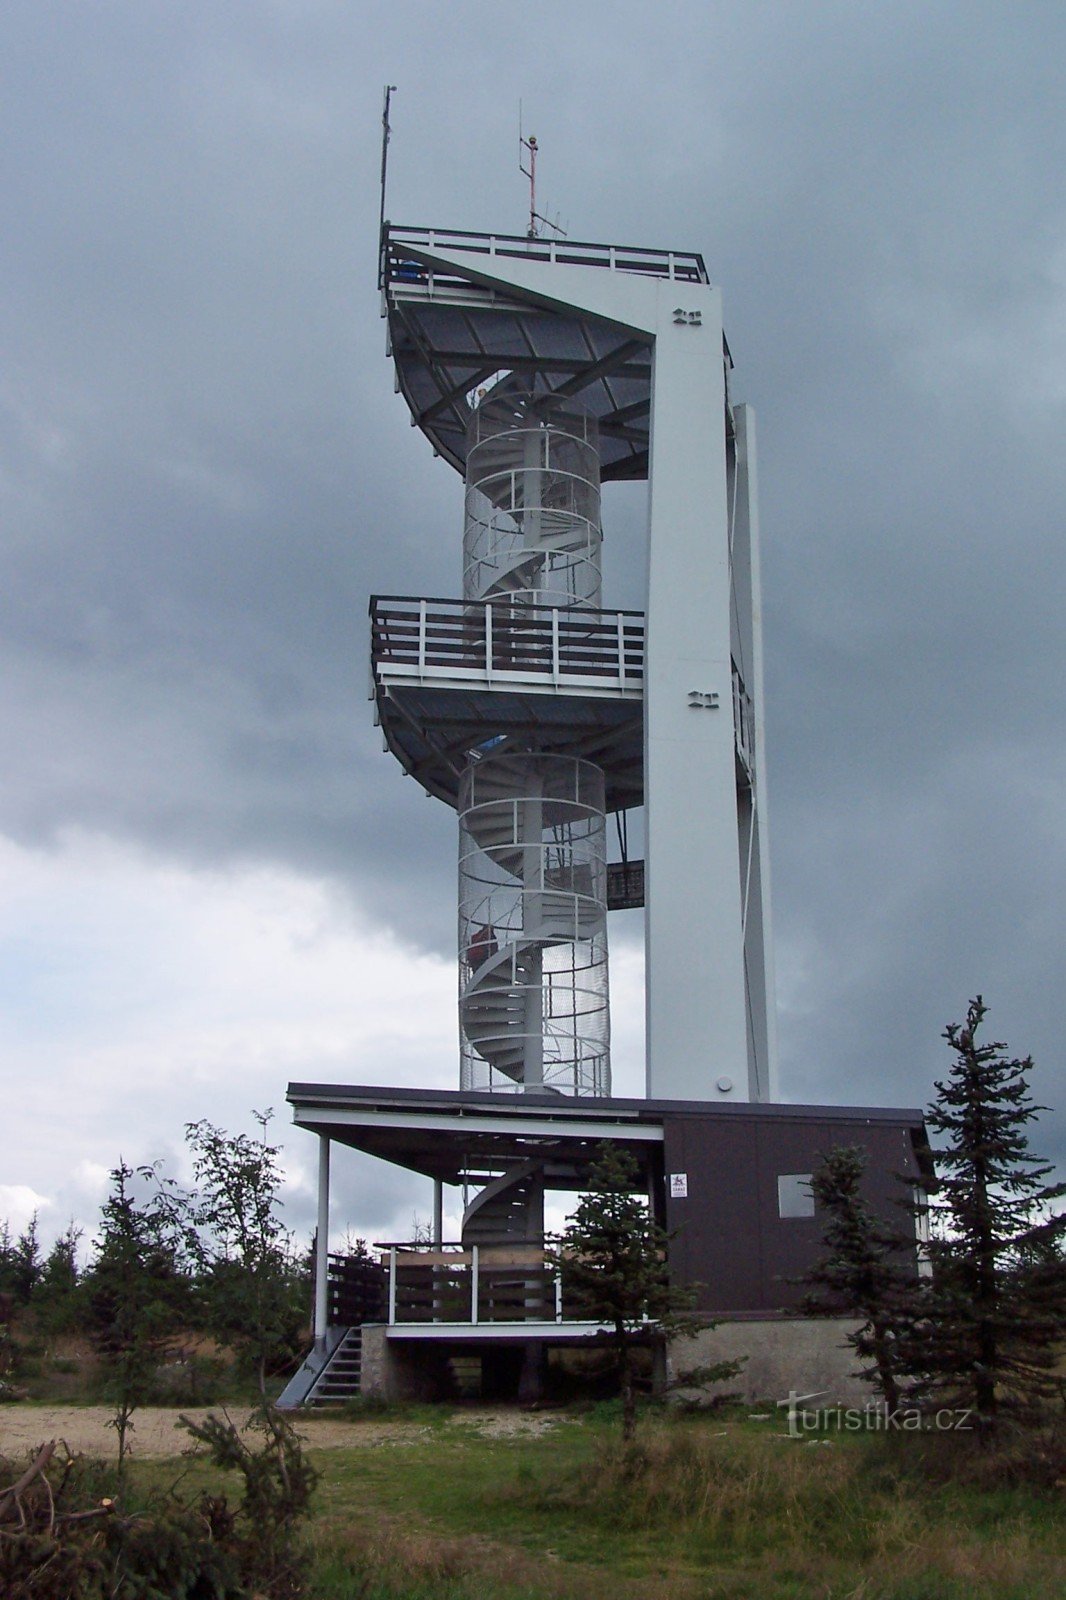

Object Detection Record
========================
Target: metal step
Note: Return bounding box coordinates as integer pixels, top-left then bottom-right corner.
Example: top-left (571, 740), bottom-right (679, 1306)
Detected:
top-left (306, 1327), bottom-right (363, 1405)
top-left (463, 1159), bottom-right (544, 1246)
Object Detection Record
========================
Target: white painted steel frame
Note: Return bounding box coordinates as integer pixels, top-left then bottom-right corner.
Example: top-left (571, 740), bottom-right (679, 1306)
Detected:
top-left (389, 243), bottom-right (776, 1102)
top-left (314, 1134), bottom-right (330, 1345)
top-left (294, 1103), bottom-right (665, 1142)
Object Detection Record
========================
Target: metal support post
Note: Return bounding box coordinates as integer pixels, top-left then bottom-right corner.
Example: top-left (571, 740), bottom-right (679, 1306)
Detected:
top-left (314, 1134), bottom-right (330, 1348)
top-left (433, 1179), bottom-right (443, 1247)
top-left (432, 1179), bottom-right (444, 1323)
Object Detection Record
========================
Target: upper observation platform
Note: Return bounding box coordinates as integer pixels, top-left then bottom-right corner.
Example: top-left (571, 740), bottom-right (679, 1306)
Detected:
top-left (380, 225), bottom-right (718, 482)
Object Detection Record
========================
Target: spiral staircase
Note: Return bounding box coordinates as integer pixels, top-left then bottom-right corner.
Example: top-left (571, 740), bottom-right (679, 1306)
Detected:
top-left (461, 1157), bottom-right (546, 1245)
top-left (463, 388), bottom-right (602, 613)
top-left (460, 756), bottom-right (608, 1092)
top-left (454, 391), bottom-right (611, 1252)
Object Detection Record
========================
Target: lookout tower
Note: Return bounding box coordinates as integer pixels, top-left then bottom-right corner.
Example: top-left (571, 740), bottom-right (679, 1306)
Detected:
top-left (371, 225), bottom-right (777, 1107)
top-left (281, 222), bottom-right (931, 1409)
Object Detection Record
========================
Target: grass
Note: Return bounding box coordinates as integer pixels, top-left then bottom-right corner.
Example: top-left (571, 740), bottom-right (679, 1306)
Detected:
top-left (1, 1317), bottom-right (286, 1408)
top-left (77, 1403), bottom-right (1066, 1598)
top-left (294, 1406), bottom-right (1066, 1598)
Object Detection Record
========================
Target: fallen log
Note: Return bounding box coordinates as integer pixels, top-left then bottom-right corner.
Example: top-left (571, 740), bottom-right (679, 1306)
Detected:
top-left (0, 1440), bottom-right (56, 1523)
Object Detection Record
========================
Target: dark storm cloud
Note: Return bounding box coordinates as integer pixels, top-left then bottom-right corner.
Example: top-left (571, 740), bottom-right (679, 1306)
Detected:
top-left (1, 2), bottom-right (1063, 1179)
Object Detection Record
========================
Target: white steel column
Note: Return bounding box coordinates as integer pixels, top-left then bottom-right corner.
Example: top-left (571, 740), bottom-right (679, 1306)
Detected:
top-left (378, 240), bottom-right (778, 1108)
top-left (314, 1134), bottom-right (330, 1346)
top-left (433, 1179), bottom-right (444, 1247)
top-left (644, 281), bottom-right (749, 1100)
top-left (731, 405), bottom-right (778, 1099)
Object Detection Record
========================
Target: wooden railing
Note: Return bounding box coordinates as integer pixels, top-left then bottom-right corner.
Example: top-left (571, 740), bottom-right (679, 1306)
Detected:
top-left (325, 1253), bottom-right (387, 1329)
top-left (380, 1243), bottom-right (573, 1326)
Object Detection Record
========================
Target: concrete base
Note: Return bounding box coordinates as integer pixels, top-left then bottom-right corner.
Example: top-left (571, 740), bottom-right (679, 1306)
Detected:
top-left (360, 1325), bottom-right (454, 1402)
top-left (359, 1317), bottom-right (874, 1408)
top-left (668, 1317), bottom-right (873, 1406)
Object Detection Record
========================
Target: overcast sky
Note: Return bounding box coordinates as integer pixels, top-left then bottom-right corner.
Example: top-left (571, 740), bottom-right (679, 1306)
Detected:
top-left (1, 1), bottom-right (1063, 1254)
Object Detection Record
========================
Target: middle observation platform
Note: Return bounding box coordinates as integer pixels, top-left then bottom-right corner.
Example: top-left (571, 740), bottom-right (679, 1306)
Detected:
top-left (370, 593), bottom-right (755, 813)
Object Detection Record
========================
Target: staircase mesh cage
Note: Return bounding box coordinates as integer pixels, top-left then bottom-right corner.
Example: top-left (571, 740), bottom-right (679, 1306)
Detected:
top-left (463, 387), bottom-right (602, 611)
top-left (459, 752), bottom-right (610, 1097)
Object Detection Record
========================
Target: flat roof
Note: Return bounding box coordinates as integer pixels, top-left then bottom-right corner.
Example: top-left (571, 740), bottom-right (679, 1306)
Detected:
top-left (288, 1080), bottom-right (925, 1124)
top-left (286, 1081), bottom-right (928, 1187)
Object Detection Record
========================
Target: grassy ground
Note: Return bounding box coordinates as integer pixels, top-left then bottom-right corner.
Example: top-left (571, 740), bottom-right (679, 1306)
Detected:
top-left (1, 1320), bottom-right (272, 1408)
top-left (124, 1403), bottom-right (1065, 1600)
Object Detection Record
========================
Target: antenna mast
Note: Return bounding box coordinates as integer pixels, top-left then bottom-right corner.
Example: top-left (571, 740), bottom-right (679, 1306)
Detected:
top-left (519, 106), bottom-right (565, 242)
top-left (378, 84), bottom-right (397, 251)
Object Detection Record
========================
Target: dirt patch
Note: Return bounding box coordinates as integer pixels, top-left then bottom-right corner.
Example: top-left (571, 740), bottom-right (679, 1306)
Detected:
top-left (0, 1404), bottom-right (559, 1462)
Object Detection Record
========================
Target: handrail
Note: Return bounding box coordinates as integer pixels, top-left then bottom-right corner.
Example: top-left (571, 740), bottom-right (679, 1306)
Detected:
top-left (370, 595), bottom-right (755, 772)
top-left (370, 595), bottom-right (644, 686)
top-left (382, 225), bottom-right (708, 289)
top-left (732, 665), bottom-right (756, 779)
top-left (383, 1242), bottom-right (569, 1326)
top-left (371, 592), bottom-right (643, 617)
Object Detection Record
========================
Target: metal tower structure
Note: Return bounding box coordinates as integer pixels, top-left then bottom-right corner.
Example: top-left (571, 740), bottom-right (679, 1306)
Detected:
top-left (370, 225), bottom-right (777, 1117)
top-left (276, 221), bottom-right (935, 1410)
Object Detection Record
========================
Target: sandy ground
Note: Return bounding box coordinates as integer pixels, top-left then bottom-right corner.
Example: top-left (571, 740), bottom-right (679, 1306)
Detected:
top-left (0, 1404), bottom-right (559, 1462)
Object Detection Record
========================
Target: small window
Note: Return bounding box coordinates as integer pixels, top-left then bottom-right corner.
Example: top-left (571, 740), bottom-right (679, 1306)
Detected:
top-left (778, 1173), bottom-right (815, 1219)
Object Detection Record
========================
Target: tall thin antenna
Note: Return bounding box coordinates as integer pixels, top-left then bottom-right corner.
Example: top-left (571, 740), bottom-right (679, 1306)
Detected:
top-left (519, 104), bottom-right (565, 242)
top-left (379, 84), bottom-right (397, 251)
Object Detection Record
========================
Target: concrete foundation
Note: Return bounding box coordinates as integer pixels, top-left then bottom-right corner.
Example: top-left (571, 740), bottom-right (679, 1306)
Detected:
top-left (360, 1326), bottom-right (453, 1403)
top-left (358, 1317), bottom-right (874, 1408)
top-left (668, 1317), bottom-right (873, 1406)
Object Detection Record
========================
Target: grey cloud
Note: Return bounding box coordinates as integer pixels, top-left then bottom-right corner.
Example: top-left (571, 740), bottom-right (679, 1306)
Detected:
top-left (1, 1), bottom-right (1062, 1206)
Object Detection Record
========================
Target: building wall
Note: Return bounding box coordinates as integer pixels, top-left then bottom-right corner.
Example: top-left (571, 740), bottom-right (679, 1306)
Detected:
top-left (668, 1317), bottom-right (875, 1406)
top-left (662, 1111), bottom-right (924, 1314)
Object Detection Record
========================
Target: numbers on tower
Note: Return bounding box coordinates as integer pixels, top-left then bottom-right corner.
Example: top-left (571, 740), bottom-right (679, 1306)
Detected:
top-left (673, 307), bottom-right (703, 326)
top-left (687, 690), bottom-right (720, 710)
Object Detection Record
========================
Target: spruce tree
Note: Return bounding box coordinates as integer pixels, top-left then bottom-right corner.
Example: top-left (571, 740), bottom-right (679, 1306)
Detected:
top-left (801, 1145), bottom-right (915, 1411)
top-left (87, 1161), bottom-right (190, 1471)
top-left (547, 1142), bottom-right (707, 1440)
top-left (0, 1214), bottom-right (41, 1305)
top-left (917, 996), bottom-right (1065, 1434)
top-left (32, 1221), bottom-right (84, 1334)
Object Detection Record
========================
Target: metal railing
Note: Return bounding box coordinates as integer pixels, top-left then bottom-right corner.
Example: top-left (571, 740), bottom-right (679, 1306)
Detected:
top-left (370, 595), bottom-right (644, 691)
top-left (371, 595), bottom-right (756, 772)
top-left (382, 225), bottom-right (708, 291)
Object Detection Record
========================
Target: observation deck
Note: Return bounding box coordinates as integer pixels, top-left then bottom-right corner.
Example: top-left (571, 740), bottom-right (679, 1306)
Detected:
top-left (369, 594), bottom-right (755, 812)
top-left (370, 594), bottom-right (645, 811)
top-left (380, 224), bottom-right (721, 483)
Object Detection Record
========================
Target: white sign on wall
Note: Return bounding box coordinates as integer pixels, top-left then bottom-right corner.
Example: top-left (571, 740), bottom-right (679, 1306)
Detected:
top-left (669, 1172), bottom-right (688, 1199)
